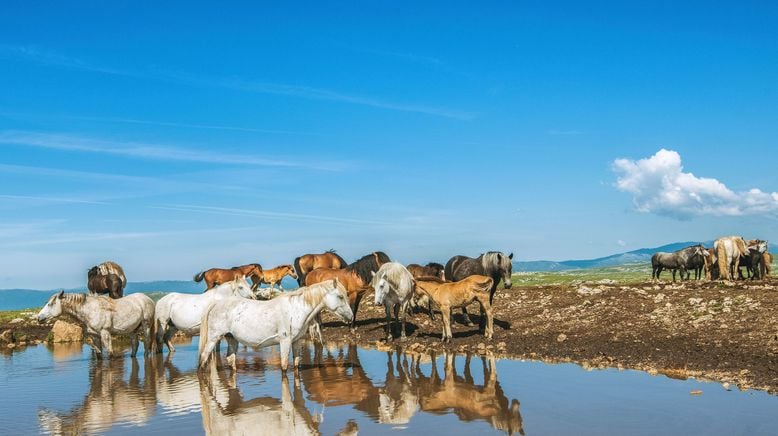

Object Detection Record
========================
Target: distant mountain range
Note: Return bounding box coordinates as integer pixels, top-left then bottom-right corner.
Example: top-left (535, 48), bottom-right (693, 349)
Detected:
top-left (512, 241), bottom-right (713, 272)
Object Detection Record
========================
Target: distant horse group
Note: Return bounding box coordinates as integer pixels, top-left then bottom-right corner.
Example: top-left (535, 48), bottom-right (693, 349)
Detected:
top-left (651, 237), bottom-right (771, 282)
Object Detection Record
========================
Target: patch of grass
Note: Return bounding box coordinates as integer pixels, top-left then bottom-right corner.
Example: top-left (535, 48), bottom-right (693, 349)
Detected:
top-left (512, 263), bottom-right (653, 287)
top-left (0, 308), bottom-right (37, 324)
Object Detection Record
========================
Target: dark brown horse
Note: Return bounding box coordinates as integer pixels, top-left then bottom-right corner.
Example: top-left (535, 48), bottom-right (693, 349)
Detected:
top-left (194, 263), bottom-right (263, 291)
top-left (305, 251), bottom-right (390, 329)
top-left (293, 249), bottom-right (347, 286)
top-left (445, 252), bottom-right (513, 326)
top-left (407, 262), bottom-right (446, 280)
top-left (87, 261), bottom-right (127, 299)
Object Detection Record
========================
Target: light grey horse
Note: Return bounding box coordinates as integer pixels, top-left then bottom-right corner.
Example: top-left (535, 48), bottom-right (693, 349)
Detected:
top-left (370, 262), bottom-right (416, 341)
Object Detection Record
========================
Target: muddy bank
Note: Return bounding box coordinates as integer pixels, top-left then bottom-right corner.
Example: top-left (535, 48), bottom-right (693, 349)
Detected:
top-left (318, 277), bottom-right (778, 394)
top-left (4, 278), bottom-right (777, 393)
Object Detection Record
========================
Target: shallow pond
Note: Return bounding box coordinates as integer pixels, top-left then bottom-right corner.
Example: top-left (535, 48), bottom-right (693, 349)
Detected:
top-left (1, 339), bottom-right (776, 435)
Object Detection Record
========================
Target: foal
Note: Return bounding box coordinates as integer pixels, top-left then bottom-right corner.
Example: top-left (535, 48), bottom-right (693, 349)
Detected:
top-left (415, 275), bottom-right (494, 342)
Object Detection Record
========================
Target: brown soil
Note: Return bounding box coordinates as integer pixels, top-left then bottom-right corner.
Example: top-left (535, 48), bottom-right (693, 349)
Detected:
top-left (318, 278), bottom-right (778, 394)
top-left (4, 279), bottom-right (777, 393)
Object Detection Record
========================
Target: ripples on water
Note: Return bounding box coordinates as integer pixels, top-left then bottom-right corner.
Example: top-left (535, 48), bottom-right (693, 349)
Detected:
top-left (1, 339), bottom-right (777, 435)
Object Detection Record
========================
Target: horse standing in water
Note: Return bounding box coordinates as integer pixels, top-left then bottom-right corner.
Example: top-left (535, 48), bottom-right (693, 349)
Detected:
top-left (292, 250), bottom-right (348, 286)
top-left (155, 277), bottom-right (255, 354)
top-left (87, 261), bottom-right (127, 299)
top-left (194, 264), bottom-right (263, 291)
top-left (198, 279), bottom-right (354, 373)
top-left (37, 291), bottom-right (155, 358)
top-left (304, 251), bottom-right (391, 330)
top-left (444, 252), bottom-right (512, 326)
top-left (370, 262), bottom-right (416, 341)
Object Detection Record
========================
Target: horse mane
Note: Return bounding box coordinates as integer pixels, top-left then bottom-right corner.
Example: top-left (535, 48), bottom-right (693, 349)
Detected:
top-left (480, 251), bottom-right (510, 275)
top-left (286, 281), bottom-right (339, 307)
top-left (346, 251), bottom-right (390, 284)
top-left (425, 262), bottom-right (444, 270)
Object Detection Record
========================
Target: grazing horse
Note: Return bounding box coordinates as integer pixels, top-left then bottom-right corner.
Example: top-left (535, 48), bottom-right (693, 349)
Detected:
top-left (415, 276), bottom-right (494, 342)
top-left (155, 277), bottom-right (255, 354)
top-left (714, 236), bottom-right (749, 280)
top-left (258, 264), bottom-right (298, 292)
top-left (445, 252), bottom-right (512, 326)
top-left (305, 251), bottom-right (391, 329)
top-left (198, 279), bottom-right (354, 373)
top-left (37, 291), bottom-right (155, 358)
top-left (87, 261), bottom-right (126, 298)
top-left (651, 245), bottom-right (708, 282)
top-left (407, 262), bottom-right (445, 280)
top-left (194, 264), bottom-right (263, 291)
top-left (370, 262), bottom-right (416, 341)
top-left (292, 249), bottom-right (347, 286)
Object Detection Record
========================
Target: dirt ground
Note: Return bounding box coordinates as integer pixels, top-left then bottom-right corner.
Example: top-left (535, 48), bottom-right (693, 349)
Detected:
top-left (317, 277), bottom-right (778, 394)
top-left (3, 278), bottom-right (777, 393)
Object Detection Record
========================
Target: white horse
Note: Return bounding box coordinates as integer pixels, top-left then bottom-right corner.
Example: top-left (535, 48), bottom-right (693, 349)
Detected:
top-left (370, 262), bottom-right (416, 341)
top-left (198, 279), bottom-right (353, 373)
top-left (155, 276), bottom-right (254, 354)
top-left (714, 236), bottom-right (749, 280)
top-left (37, 291), bottom-right (155, 358)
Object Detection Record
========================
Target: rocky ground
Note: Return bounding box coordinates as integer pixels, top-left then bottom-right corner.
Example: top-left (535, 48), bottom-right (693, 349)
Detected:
top-left (3, 278), bottom-right (777, 393)
top-left (318, 277), bottom-right (778, 394)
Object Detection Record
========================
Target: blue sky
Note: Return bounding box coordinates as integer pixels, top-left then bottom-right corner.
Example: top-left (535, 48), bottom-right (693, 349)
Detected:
top-left (1, 2), bottom-right (777, 288)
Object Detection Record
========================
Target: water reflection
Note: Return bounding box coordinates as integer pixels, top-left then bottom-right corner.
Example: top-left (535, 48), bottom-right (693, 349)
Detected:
top-left (38, 357), bottom-right (158, 434)
top-left (36, 341), bottom-right (522, 435)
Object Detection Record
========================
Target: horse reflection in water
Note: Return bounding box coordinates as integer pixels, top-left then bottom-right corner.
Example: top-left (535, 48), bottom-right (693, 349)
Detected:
top-left (198, 355), bottom-right (324, 436)
top-left (299, 343), bottom-right (524, 434)
top-left (38, 358), bottom-right (158, 434)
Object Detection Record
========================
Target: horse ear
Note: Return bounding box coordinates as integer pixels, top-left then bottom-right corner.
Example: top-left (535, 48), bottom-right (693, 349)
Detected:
top-left (371, 271), bottom-right (376, 277)
top-left (509, 252), bottom-right (514, 260)
top-left (57, 290), bottom-right (65, 299)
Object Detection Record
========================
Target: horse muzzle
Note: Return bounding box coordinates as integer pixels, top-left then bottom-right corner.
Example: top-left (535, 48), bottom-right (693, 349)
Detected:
top-left (504, 281), bottom-right (513, 289)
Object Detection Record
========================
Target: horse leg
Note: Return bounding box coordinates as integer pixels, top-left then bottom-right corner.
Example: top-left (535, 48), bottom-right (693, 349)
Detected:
top-left (480, 298), bottom-right (494, 339)
top-left (384, 304), bottom-right (393, 341)
top-left (225, 335), bottom-right (239, 372)
top-left (198, 337), bottom-right (219, 370)
top-left (279, 338), bottom-right (292, 373)
top-left (101, 330), bottom-right (113, 358)
top-left (461, 306), bottom-right (474, 327)
top-left (350, 293), bottom-right (364, 331)
top-left (399, 301), bottom-right (408, 340)
top-left (163, 325), bottom-right (178, 354)
top-left (87, 333), bottom-right (103, 358)
top-left (442, 305), bottom-right (452, 342)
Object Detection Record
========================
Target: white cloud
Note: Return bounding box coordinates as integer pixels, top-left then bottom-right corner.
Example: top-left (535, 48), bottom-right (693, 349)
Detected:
top-left (612, 149), bottom-right (778, 219)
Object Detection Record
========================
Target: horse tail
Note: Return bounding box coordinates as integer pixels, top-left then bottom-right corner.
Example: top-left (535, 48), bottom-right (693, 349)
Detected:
top-left (198, 302), bottom-right (216, 367)
top-left (716, 240), bottom-right (729, 280)
top-left (293, 257), bottom-right (304, 286)
top-left (735, 237), bottom-right (748, 257)
top-left (194, 271), bottom-right (205, 283)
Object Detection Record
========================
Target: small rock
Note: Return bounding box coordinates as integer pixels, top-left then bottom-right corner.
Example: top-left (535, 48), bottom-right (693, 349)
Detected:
top-left (51, 320), bottom-right (83, 343)
top-left (557, 333), bottom-right (567, 343)
top-left (690, 390), bottom-right (703, 396)
top-left (0, 329), bottom-right (14, 343)
top-left (722, 382), bottom-right (731, 391)
top-left (9, 318), bottom-right (24, 324)
top-left (477, 342), bottom-right (486, 349)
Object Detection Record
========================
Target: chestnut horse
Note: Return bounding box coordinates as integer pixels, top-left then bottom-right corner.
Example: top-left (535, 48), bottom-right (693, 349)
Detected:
top-left (415, 275), bottom-right (494, 342)
top-left (194, 263), bottom-right (263, 291)
top-left (259, 264), bottom-right (298, 291)
top-left (305, 251), bottom-right (390, 329)
top-left (407, 262), bottom-right (445, 280)
top-left (293, 250), bottom-right (347, 286)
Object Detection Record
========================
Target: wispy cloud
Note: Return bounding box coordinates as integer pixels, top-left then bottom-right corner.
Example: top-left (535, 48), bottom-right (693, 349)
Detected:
top-left (151, 204), bottom-right (390, 226)
top-left (0, 130), bottom-right (347, 171)
top-left (0, 194), bottom-right (109, 205)
top-left (68, 115), bottom-right (321, 136)
top-left (1, 44), bottom-right (472, 120)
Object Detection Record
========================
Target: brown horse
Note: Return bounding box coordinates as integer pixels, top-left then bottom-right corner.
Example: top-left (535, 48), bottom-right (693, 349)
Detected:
top-left (407, 262), bottom-right (446, 280)
top-left (305, 251), bottom-right (390, 329)
top-left (87, 261), bottom-right (127, 299)
top-left (293, 250), bottom-right (347, 286)
top-left (194, 264), bottom-right (263, 291)
top-left (258, 264), bottom-right (298, 291)
top-left (415, 275), bottom-right (494, 342)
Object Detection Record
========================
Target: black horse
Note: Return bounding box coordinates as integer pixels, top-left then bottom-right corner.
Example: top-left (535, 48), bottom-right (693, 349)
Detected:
top-left (445, 251), bottom-right (513, 326)
top-left (87, 266), bottom-right (124, 299)
top-left (652, 245), bottom-right (708, 282)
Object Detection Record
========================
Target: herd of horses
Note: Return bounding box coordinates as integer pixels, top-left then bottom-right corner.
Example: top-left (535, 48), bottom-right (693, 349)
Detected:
top-left (37, 250), bottom-right (515, 375)
top-left (651, 236), bottom-right (772, 282)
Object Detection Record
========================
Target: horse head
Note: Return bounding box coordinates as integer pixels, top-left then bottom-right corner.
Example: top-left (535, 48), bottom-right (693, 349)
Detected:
top-left (370, 270), bottom-right (390, 306)
top-left (322, 279), bottom-right (353, 323)
top-left (230, 276), bottom-right (255, 299)
top-left (497, 252), bottom-right (514, 289)
top-left (285, 265), bottom-right (299, 280)
top-left (38, 290), bottom-right (65, 322)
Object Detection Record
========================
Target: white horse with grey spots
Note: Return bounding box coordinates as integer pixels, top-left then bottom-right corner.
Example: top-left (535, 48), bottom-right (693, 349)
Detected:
top-left (154, 276), bottom-right (254, 354)
top-left (198, 279), bottom-right (353, 373)
top-left (37, 291), bottom-right (155, 358)
top-left (370, 262), bottom-right (416, 341)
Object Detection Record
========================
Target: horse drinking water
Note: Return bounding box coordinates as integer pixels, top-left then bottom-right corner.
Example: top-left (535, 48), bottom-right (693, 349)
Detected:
top-left (37, 291), bottom-right (155, 358)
